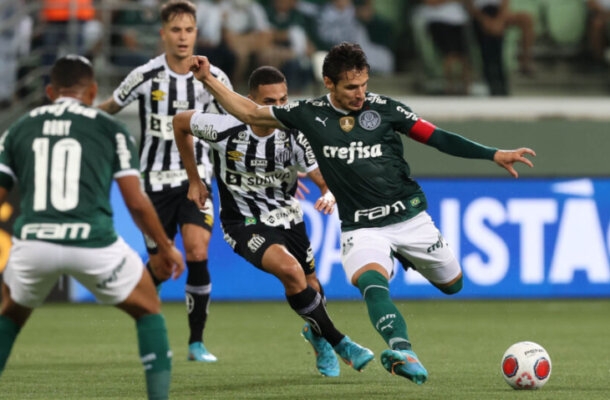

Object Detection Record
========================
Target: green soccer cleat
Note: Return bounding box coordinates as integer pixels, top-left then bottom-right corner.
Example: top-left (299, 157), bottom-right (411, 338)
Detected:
top-left (333, 336), bottom-right (374, 372)
top-left (301, 323), bottom-right (340, 377)
top-left (380, 349), bottom-right (428, 385)
top-left (187, 342), bottom-right (217, 362)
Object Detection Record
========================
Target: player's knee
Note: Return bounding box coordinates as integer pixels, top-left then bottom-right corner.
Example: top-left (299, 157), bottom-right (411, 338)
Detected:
top-left (184, 247), bottom-right (208, 262)
top-left (436, 275), bottom-right (463, 295)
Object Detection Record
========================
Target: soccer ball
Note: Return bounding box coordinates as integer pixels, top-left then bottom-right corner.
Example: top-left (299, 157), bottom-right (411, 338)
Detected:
top-left (501, 341), bottom-right (552, 390)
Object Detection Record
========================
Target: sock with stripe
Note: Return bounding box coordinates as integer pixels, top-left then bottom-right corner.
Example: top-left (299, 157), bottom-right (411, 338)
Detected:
top-left (136, 313), bottom-right (172, 400)
top-left (357, 270), bottom-right (411, 351)
top-left (185, 260), bottom-right (211, 344)
top-left (287, 285), bottom-right (344, 346)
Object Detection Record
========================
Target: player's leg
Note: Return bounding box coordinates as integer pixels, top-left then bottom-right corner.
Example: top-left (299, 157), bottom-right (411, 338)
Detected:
top-left (0, 239), bottom-right (60, 377)
top-left (74, 238), bottom-right (172, 400)
top-left (179, 196), bottom-right (216, 362)
top-left (116, 272), bottom-right (172, 400)
top-left (227, 223), bottom-right (373, 374)
top-left (0, 283), bottom-right (31, 377)
top-left (142, 190), bottom-right (180, 289)
top-left (261, 243), bottom-right (374, 373)
top-left (342, 228), bottom-right (427, 384)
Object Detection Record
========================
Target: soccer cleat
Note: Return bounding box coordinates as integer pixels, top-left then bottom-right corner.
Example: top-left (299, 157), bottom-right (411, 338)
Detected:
top-left (380, 349), bottom-right (428, 385)
top-left (187, 342), bottom-right (217, 362)
top-left (333, 336), bottom-right (374, 372)
top-left (301, 323), bottom-right (340, 377)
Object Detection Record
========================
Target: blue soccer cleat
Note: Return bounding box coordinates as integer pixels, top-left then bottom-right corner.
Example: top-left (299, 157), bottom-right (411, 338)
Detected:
top-left (187, 342), bottom-right (217, 362)
top-left (301, 323), bottom-right (340, 377)
top-left (380, 349), bottom-right (428, 384)
top-left (333, 336), bottom-right (374, 372)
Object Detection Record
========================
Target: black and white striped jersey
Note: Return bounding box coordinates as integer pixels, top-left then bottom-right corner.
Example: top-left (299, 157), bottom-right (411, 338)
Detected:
top-left (111, 54), bottom-right (232, 192)
top-left (189, 111), bottom-right (319, 229)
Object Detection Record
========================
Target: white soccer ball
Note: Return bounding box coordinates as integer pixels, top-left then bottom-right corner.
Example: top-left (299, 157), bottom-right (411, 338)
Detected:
top-left (501, 341), bottom-right (552, 390)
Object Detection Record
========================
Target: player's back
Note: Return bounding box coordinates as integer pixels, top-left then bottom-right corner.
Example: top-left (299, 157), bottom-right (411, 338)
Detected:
top-left (2, 98), bottom-right (139, 247)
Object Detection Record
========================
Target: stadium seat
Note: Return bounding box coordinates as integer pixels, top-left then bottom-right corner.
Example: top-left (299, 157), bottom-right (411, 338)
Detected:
top-left (545, 0), bottom-right (587, 46)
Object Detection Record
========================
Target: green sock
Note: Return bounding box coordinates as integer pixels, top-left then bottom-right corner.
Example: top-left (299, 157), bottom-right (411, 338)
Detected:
top-left (0, 315), bottom-right (20, 377)
top-left (357, 270), bottom-right (411, 351)
top-left (136, 314), bottom-right (172, 400)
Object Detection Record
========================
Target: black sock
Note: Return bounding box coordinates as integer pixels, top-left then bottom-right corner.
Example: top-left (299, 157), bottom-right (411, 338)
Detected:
top-left (186, 260), bottom-right (211, 344)
top-left (286, 286), bottom-right (344, 346)
top-left (145, 262), bottom-right (163, 287)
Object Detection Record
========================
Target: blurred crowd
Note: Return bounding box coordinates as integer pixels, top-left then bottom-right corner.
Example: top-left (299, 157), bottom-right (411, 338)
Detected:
top-left (2, 0), bottom-right (610, 110)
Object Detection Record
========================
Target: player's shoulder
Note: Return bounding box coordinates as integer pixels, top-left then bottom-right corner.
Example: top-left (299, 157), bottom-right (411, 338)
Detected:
top-left (209, 63), bottom-right (233, 89)
top-left (366, 92), bottom-right (413, 113)
top-left (190, 111), bottom-right (243, 141)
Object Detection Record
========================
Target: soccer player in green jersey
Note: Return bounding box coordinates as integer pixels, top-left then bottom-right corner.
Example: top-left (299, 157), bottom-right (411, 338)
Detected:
top-left (186, 42), bottom-right (536, 385)
top-left (0, 55), bottom-right (185, 400)
top-left (173, 66), bottom-right (374, 377)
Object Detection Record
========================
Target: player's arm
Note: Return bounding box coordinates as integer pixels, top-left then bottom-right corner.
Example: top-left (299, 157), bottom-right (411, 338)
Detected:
top-left (408, 119), bottom-right (535, 178)
top-left (117, 174), bottom-right (185, 279)
top-left (307, 167), bottom-right (335, 215)
top-left (97, 96), bottom-right (123, 115)
top-left (172, 110), bottom-right (210, 210)
top-left (190, 55), bottom-right (281, 129)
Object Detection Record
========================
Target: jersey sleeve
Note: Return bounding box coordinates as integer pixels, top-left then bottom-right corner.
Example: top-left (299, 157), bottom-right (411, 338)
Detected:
top-left (0, 128), bottom-right (16, 190)
top-left (209, 64), bottom-right (234, 115)
top-left (270, 100), bottom-right (307, 130)
top-left (292, 130), bottom-right (318, 173)
top-left (110, 119), bottom-right (140, 178)
top-left (190, 111), bottom-right (243, 145)
top-left (112, 65), bottom-right (147, 107)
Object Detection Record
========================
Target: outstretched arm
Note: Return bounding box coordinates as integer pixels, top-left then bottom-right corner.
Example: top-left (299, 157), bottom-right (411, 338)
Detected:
top-left (97, 96), bottom-right (123, 115)
top-left (190, 55), bottom-right (282, 128)
top-left (172, 110), bottom-right (210, 210)
top-left (409, 121), bottom-right (535, 178)
top-left (493, 148), bottom-right (536, 178)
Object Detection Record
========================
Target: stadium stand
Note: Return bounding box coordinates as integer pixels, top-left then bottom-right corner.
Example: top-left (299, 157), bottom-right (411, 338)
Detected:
top-left (1, 0), bottom-right (610, 132)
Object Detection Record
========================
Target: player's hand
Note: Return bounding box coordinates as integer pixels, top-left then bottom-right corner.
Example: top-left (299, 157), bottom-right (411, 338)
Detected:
top-left (295, 172), bottom-right (310, 200)
top-left (187, 180), bottom-right (210, 210)
top-left (314, 191), bottom-right (336, 215)
top-left (155, 245), bottom-right (185, 280)
top-left (494, 147), bottom-right (536, 178)
top-left (190, 55), bottom-right (211, 81)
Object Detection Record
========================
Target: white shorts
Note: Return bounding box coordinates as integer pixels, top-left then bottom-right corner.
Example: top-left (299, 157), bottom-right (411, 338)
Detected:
top-left (3, 237), bottom-right (144, 308)
top-left (341, 211), bottom-right (461, 284)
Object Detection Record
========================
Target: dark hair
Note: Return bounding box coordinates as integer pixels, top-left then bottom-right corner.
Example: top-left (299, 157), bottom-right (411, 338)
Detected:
top-left (50, 54), bottom-right (94, 89)
top-left (323, 42), bottom-right (370, 84)
top-left (160, 0), bottom-right (197, 23)
top-left (248, 66), bottom-right (286, 93)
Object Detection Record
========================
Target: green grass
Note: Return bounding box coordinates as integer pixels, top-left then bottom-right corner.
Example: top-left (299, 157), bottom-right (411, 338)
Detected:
top-left (1, 299), bottom-right (609, 399)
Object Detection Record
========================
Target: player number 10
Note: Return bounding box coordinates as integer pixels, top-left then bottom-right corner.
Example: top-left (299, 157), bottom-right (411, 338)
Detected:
top-left (32, 137), bottom-right (81, 211)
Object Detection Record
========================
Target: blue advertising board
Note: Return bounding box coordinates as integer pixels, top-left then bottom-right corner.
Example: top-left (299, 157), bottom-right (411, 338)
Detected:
top-left (70, 177), bottom-right (610, 301)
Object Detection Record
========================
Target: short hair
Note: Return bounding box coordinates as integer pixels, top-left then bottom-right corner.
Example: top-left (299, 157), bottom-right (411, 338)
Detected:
top-left (160, 0), bottom-right (197, 24)
top-left (50, 54), bottom-right (94, 89)
top-left (248, 66), bottom-right (287, 93)
top-left (323, 42), bottom-right (370, 84)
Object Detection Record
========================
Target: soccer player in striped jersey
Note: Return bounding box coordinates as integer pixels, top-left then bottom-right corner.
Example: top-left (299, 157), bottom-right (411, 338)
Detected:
top-left (186, 42), bottom-right (536, 385)
top-left (173, 66), bottom-right (375, 377)
top-left (0, 55), bottom-right (184, 400)
top-left (98, 0), bottom-right (230, 362)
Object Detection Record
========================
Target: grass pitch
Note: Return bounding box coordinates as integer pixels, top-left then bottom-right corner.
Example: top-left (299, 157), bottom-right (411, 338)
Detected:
top-left (1, 299), bottom-right (609, 399)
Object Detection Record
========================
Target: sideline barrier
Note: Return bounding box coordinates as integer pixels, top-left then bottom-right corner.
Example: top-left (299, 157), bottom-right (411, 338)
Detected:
top-left (70, 177), bottom-right (610, 301)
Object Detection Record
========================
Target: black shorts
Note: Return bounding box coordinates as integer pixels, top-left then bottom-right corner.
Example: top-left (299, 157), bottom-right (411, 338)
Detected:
top-left (144, 185), bottom-right (214, 253)
top-left (223, 221), bottom-right (316, 275)
top-left (428, 22), bottom-right (469, 56)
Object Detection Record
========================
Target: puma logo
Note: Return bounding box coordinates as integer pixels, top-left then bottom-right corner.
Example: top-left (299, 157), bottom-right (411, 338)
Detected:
top-left (315, 116), bottom-right (328, 127)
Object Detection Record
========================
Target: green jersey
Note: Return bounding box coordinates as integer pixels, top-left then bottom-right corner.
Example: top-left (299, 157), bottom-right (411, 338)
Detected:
top-left (272, 93), bottom-right (427, 231)
top-left (0, 98), bottom-right (140, 247)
